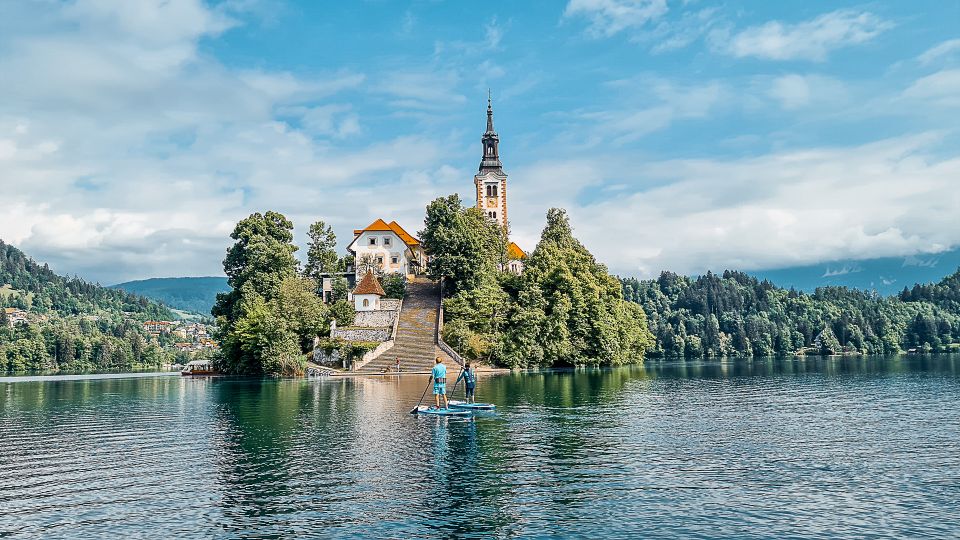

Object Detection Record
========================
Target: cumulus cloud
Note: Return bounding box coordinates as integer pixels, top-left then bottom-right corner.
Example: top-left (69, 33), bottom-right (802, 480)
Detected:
top-left (512, 134), bottom-right (960, 278)
top-left (715, 9), bottom-right (892, 61)
top-left (0, 0), bottom-right (460, 284)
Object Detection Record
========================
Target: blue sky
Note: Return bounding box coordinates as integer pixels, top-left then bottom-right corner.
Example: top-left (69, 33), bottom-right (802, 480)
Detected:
top-left (1, 0), bottom-right (959, 285)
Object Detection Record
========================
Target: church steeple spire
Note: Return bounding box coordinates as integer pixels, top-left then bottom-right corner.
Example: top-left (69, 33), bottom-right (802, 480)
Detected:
top-left (479, 90), bottom-right (502, 173)
top-left (486, 89), bottom-right (495, 134)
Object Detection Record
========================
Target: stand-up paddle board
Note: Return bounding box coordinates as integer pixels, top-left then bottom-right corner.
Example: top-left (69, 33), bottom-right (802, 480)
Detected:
top-left (413, 405), bottom-right (471, 416)
top-left (448, 400), bottom-right (496, 411)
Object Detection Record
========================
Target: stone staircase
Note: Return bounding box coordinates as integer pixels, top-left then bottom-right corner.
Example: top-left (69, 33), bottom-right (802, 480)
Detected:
top-left (356, 277), bottom-right (459, 374)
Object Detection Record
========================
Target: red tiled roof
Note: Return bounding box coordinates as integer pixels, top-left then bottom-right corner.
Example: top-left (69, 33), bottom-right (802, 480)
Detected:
top-left (351, 218), bottom-right (420, 249)
top-left (353, 218), bottom-right (393, 235)
top-left (353, 271), bottom-right (386, 296)
top-left (507, 242), bottom-right (526, 260)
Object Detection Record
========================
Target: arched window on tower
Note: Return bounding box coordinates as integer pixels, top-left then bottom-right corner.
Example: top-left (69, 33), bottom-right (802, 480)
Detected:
top-left (492, 185), bottom-right (497, 197)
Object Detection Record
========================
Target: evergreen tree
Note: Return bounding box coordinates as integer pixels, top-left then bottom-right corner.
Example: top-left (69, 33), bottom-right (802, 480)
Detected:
top-left (304, 220), bottom-right (339, 281)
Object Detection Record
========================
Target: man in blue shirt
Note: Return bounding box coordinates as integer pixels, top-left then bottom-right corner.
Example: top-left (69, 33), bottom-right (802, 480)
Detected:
top-left (431, 357), bottom-right (448, 409)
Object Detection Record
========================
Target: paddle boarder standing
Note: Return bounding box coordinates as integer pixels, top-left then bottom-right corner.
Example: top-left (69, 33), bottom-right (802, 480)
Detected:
top-left (456, 362), bottom-right (477, 404)
top-left (431, 357), bottom-right (448, 409)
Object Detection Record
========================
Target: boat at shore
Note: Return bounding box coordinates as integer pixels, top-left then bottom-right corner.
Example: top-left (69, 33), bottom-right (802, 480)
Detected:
top-left (180, 360), bottom-right (217, 376)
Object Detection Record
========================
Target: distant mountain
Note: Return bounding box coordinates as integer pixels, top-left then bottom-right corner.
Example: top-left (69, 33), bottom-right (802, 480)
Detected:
top-left (109, 277), bottom-right (230, 315)
top-left (0, 240), bottom-right (174, 321)
top-left (749, 248), bottom-right (960, 295)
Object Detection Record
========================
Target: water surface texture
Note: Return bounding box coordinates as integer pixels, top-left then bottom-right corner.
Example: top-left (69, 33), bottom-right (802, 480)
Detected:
top-left (3, 356), bottom-right (960, 539)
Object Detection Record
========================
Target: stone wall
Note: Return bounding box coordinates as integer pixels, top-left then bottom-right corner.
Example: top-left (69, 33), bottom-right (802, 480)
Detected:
top-left (380, 299), bottom-right (401, 311)
top-left (332, 327), bottom-right (391, 342)
top-left (354, 309), bottom-right (398, 329)
top-left (313, 348), bottom-right (343, 368)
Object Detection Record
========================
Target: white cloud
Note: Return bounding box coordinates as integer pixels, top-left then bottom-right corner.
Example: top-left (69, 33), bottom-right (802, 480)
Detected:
top-left (580, 78), bottom-right (726, 143)
top-left (716, 10), bottom-right (892, 61)
top-left (822, 265), bottom-right (862, 278)
top-left (563, 0), bottom-right (668, 38)
top-left (512, 134), bottom-right (960, 278)
top-left (917, 39), bottom-right (960, 66)
top-left (767, 74), bottom-right (848, 110)
top-left (0, 0), bottom-right (456, 283)
top-left (902, 69), bottom-right (960, 108)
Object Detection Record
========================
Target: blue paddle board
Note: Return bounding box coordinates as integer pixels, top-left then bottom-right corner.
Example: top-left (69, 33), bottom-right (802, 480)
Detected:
top-left (448, 400), bottom-right (496, 411)
top-left (413, 405), bottom-right (471, 416)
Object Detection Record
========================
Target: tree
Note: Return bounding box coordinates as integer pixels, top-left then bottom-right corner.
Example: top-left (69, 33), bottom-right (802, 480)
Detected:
top-left (329, 300), bottom-right (355, 327)
top-left (382, 273), bottom-right (407, 299)
top-left (273, 276), bottom-right (329, 353)
top-left (304, 220), bottom-right (339, 281)
top-left (419, 194), bottom-right (506, 295)
top-left (356, 254), bottom-right (385, 278)
top-left (213, 211), bottom-right (300, 375)
top-left (330, 276), bottom-right (349, 303)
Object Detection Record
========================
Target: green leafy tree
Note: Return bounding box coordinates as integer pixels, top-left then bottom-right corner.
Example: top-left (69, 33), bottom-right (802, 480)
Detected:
top-left (330, 276), bottom-right (349, 303)
top-left (419, 194), bottom-right (506, 295)
top-left (304, 220), bottom-right (339, 281)
top-left (329, 300), bottom-right (355, 327)
top-left (273, 276), bottom-right (330, 353)
top-left (213, 211), bottom-right (300, 375)
top-left (382, 273), bottom-right (407, 299)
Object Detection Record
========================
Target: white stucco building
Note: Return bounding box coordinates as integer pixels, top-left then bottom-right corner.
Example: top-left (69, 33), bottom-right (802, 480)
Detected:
top-left (347, 219), bottom-right (424, 277)
top-left (353, 271), bottom-right (385, 312)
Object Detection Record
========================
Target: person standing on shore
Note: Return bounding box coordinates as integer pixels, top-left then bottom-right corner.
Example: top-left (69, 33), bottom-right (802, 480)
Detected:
top-left (395, 356), bottom-right (401, 373)
top-left (456, 362), bottom-right (477, 403)
top-left (431, 357), bottom-right (448, 409)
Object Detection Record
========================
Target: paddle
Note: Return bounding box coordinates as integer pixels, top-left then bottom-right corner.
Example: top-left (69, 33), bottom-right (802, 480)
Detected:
top-left (449, 367), bottom-right (464, 400)
top-left (409, 376), bottom-right (432, 414)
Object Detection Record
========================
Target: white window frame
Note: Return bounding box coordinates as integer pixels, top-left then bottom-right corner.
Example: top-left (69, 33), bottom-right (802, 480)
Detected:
top-left (368, 237), bottom-right (377, 246)
top-left (383, 237), bottom-right (392, 247)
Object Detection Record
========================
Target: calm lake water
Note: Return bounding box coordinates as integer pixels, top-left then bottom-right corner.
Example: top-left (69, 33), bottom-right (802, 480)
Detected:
top-left (3, 356), bottom-right (960, 539)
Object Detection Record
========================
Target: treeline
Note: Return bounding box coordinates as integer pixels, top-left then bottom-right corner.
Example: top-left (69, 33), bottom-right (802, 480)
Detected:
top-left (0, 240), bottom-right (177, 371)
top-left (1, 240), bottom-right (175, 320)
top-left (428, 195), bottom-right (654, 368)
top-left (622, 270), bottom-right (960, 358)
top-left (0, 317), bottom-right (170, 372)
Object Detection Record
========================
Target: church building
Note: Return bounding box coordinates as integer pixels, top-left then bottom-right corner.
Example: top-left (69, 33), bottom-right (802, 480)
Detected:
top-left (474, 94), bottom-right (526, 274)
top-left (475, 94), bottom-right (509, 229)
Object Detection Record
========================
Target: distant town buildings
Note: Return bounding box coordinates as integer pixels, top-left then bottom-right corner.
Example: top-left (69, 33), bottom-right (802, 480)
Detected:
top-left (3, 307), bottom-right (28, 327)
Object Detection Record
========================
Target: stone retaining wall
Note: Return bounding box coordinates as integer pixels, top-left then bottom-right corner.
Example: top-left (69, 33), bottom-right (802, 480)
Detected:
top-left (332, 327), bottom-right (391, 342)
top-left (354, 309), bottom-right (398, 328)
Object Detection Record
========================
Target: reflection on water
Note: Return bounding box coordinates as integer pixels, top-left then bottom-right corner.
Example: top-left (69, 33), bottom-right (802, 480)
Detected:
top-left (2, 355), bottom-right (960, 538)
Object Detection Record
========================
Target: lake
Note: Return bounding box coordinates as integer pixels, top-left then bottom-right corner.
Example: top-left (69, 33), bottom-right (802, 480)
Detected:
top-left (2, 356), bottom-right (960, 539)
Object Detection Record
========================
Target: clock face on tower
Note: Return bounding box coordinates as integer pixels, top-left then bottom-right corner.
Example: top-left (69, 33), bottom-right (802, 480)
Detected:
top-left (486, 197), bottom-right (497, 207)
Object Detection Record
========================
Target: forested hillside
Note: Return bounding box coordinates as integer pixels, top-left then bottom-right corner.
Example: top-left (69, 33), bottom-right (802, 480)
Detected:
top-left (0, 240), bottom-right (177, 371)
top-left (622, 270), bottom-right (960, 358)
top-left (110, 276), bottom-right (229, 315)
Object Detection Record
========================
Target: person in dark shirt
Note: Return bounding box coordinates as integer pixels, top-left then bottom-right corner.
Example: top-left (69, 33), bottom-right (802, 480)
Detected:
top-left (456, 362), bottom-right (477, 404)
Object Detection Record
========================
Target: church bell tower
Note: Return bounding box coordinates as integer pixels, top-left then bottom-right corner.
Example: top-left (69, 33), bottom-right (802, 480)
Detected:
top-left (475, 92), bottom-right (508, 230)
